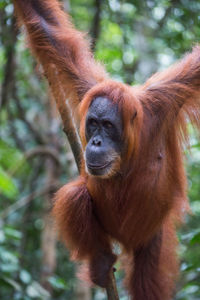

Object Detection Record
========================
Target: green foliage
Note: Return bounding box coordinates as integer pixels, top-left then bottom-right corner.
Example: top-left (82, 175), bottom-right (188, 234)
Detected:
top-left (0, 224), bottom-right (51, 300)
top-left (0, 166), bottom-right (18, 199)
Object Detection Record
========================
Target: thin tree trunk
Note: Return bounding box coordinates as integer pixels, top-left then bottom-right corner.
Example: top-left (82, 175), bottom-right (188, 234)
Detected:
top-left (40, 99), bottom-right (61, 293)
top-left (74, 280), bottom-right (92, 300)
top-left (40, 157), bottom-right (59, 293)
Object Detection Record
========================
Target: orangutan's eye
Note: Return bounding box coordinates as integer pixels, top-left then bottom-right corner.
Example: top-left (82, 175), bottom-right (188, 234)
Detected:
top-left (103, 121), bottom-right (113, 129)
top-left (89, 118), bottom-right (98, 127)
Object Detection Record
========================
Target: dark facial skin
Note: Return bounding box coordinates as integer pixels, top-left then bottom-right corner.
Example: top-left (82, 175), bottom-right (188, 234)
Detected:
top-left (85, 97), bottom-right (123, 177)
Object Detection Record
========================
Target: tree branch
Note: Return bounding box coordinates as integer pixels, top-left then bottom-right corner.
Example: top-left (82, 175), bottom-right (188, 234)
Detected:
top-left (24, 146), bottom-right (60, 165)
top-left (90, 0), bottom-right (103, 51)
top-left (44, 65), bottom-right (83, 172)
top-left (0, 183), bottom-right (59, 220)
top-left (106, 272), bottom-right (119, 300)
top-left (0, 16), bottom-right (18, 109)
top-left (6, 146), bottom-right (60, 180)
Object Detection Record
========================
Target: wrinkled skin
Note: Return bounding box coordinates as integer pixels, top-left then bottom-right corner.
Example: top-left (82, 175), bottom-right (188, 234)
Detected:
top-left (85, 97), bottom-right (123, 177)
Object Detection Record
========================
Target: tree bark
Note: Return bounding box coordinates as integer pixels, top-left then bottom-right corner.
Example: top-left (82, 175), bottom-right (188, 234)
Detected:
top-left (74, 280), bottom-right (92, 300)
top-left (40, 156), bottom-right (60, 292)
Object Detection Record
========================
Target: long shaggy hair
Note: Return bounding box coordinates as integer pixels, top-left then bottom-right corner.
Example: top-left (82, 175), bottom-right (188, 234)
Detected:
top-left (14, 1), bottom-right (200, 299)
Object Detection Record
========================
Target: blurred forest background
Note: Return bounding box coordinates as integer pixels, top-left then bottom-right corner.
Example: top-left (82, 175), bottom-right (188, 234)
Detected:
top-left (0, 0), bottom-right (200, 299)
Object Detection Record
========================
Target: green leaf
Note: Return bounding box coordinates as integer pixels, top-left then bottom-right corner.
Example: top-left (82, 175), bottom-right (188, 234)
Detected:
top-left (4, 227), bottom-right (22, 240)
top-left (0, 167), bottom-right (18, 199)
top-left (26, 282), bottom-right (50, 299)
top-left (1, 277), bottom-right (21, 292)
top-left (48, 276), bottom-right (68, 290)
top-left (0, 248), bottom-right (19, 266)
top-left (20, 270), bottom-right (32, 284)
top-left (190, 232), bottom-right (200, 245)
top-left (0, 140), bottom-right (23, 170)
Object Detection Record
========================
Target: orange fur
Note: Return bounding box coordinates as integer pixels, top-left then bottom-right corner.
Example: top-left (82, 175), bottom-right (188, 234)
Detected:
top-left (14, 1), bottom-right (200, 299)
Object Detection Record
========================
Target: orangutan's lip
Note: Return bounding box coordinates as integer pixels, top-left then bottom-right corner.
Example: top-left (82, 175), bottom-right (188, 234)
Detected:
top-left (87, 161), bottom-right (113, 170)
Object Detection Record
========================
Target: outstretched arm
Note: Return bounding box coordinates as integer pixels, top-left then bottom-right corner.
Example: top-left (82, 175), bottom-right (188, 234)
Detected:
top-left (13, 0), bottom-right (107, 106)
top-left (141, 46), bottom-right (200, 133)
